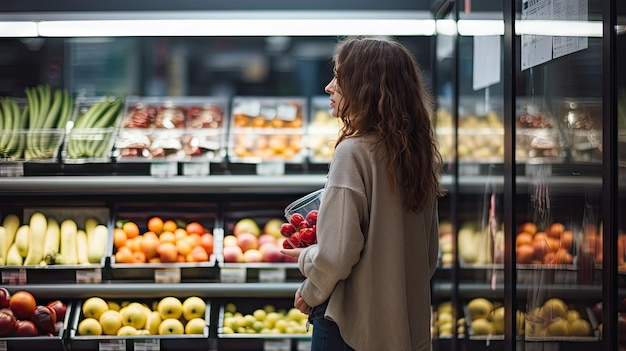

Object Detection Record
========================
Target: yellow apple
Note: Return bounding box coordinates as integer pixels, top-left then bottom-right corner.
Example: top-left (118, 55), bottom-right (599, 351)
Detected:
top-left (145, 311), bottom-right (162, 335)
top-left (120, 304), bottom-right (147, 329)
top-left (185, 317), bottom-right (206, 334)
top-left (182, 296), bottom-right (206, 320)
top-left (158, 318), bottom-right (184, 335)
top-left (157, 297), bottom-right (183, 320)
top-left (77, 317), bottom-right (103, 336)
top-left (82, 297), bottom-right (109, 319)
top-left (117, 325), bottom-right (139, 336)
top-left (99, 310), bottom-right (123, 335)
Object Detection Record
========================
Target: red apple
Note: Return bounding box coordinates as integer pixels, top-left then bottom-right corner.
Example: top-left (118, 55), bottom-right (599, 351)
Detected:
top-left (223, 245), bottom-right (245, 263)
top-left (14, 320), bottom-right (38, 337)
top-left (305, 210), bottom-right (318, 226)
top-left (31, 305), bottom-right (57, 334)
top-left (299, 228), bottom-right (316, 245)
top-left (0, 288), bottom-right (10, 308)
top-left (0, 310), bottom-right (16, 336)
top-left (279, 223), bottom-right (296, 237)
top-left (46, 300), bottom-right (67, 323)
top-left (9, 291), bottom-right (36, 320)
top-left (289, 213), bottom-right (305, 228)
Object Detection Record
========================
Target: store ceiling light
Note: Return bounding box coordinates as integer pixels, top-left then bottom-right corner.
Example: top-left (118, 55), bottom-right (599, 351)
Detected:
top-left (0, 21), bottom-right (38, 37)
top-left (36, 19), bottom-right (436, 37)
top-left (516, 20), bottom-right (602, 37)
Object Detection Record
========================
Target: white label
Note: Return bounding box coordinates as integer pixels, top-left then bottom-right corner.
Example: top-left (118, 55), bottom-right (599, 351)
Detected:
top-left (276, 104), bottom-right (298, 121)
top-left (297, 340), bottom-right (312, 351)
top-left (235, 100), bottom-right (261, 117)
top-left (459, 164), bottom-right (480, 176)
top-left (150, 162), bottom-right (177, 177)
top-left (220, 267), bottom-right (247, 283)
top-left (182, 162), bottom-right (210, 176)
top-left (76, 269), bottom-right (102, 284)
top-left (155, 268), bottom-right (181, 283)
top-left (1, 269), bottom-right (26, 284)
top-left (0, 340), bottom-right (7, 351)
top-left (260, 106), bottom-right (277, 120)
top-left (135, 339), bottom-right (161, 351)
top-left (256, 161), bottom-right (285, 176)
top-left (0, 162), bottom-right (24, 177)
top-left (264, 339), bottom-right (291, 351)
top-left (99, 339), bottom-right (126, 351)
top-left (259, 268), bottom-right (286, 283)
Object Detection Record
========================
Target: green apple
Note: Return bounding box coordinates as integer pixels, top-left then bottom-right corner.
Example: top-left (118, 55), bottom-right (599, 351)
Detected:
top-left (184, 317), bottom-right (206, 334)
top-left (234, 218), bottom-right (260, 237)
top-left (99, 310), bottom-right (123, 335)
top-left (77, 317), bottom-right (103, 336)
top-left (120, 304), bottom-right (147, 329)
top-left (117, 325), bottom-right (139, 336)
top-left (252, 309), bottom-right (266, 321)
top-left (157, 297), bottom-right (183, 320)
top-left (225, 303), bottom-right (237, 314)
top-left (145, 311), bottom-right (162, 335)
top-left (158, 318), bottom-right (184, 335)
top-left (264, 218), bottom-right (284, 238)
top-left (182, 296), bottom-right (206, 320)
top-left (82, 297), bottom-right (109, 319)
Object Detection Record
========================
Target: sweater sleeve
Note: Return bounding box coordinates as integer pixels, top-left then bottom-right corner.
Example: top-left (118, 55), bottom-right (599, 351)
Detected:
top-left (298, 186), bottom-right (367, 307)
top-left (297, 140), bottom-right (369, 307)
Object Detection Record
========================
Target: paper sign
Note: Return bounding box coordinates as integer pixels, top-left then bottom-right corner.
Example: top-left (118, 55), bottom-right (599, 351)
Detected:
top-left (76, 268), bottom-right (102, 284)
top-left (473, 36), bottom-right (501, 91)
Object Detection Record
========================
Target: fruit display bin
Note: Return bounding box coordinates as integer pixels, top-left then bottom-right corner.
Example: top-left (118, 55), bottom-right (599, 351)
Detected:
top-left (219, 204), bottom-right (303, 282)
top-left (0, 129), bottom-right (65, 163)
top-left (228, 96), bottom-right (307, 164)
top-left (216, 297), bottom-right (311, 351)
top-left (0, 298), bottom-right (73, 351)
top-left (68, 297), bottom-right (211, 351)
top-left (109, 202), bottom-right (219, 282)
top-left (307, 96), bottom-right (342, 164)
top-left (114, 96), bottom-right (228, 163)
top-left (63, 96), bottom-right (123, 164)
top-left (523, 301), bottom-right (599, 342)
top-left (0, 207), bottom-right (109, 284)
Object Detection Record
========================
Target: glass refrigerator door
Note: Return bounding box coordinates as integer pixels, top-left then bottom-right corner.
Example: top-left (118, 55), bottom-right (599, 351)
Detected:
top-left (514, 0), bottom-right (603, 349)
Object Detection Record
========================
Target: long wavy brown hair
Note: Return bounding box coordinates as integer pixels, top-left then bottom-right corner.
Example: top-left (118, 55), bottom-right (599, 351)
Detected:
top-left (333, 36), bottom-right (444, 212)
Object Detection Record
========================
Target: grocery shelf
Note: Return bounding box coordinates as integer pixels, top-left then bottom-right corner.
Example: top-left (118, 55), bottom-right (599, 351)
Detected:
top-left (4, 282), bottom-right (301, 299)
top-left (433, 282), bottom-right (603, 300)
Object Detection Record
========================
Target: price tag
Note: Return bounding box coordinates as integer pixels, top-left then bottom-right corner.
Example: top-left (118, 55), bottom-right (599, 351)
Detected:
top-left (0, 162), bottom-right (24, 177)
top-left (459, 163), bottom-right (480, 176)
top-left (150, 162), bottom-right (178, 177)
top-left (264, 339), bottom-right (291, 351)
top-left (235, 100), bottom-right (261, 117)
top-left (220, 267), bottom-right (247, 283)
top-left (99, 339), bottom-right (126, 351)
top-left (297, 340), bottom-right (312, 351)
top-left (1, 269), bottom-right (26, 284)
top-left (182, 162), bottom-right (210, 176)
top-left (0, 340), bottom-right (7, 351)
top-left (134, 338), bottom-right (161, 351)
top-left (155, 268), bottom-right (181, 283)
top-left (276, 104), bottom-right (298, 121)
top-left (256, 161), bottom-right (285, 176)
top-left (259, 268), bottom-right (286, 283)
top-left (76, 268), bottom-right (102, 284)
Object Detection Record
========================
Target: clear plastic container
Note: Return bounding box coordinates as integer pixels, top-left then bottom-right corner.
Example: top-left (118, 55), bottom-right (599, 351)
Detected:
top-left (282, 189), bottom-right (324, 248)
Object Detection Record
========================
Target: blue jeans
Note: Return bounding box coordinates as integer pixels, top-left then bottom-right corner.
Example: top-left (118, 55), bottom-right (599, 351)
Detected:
top-left (308, 299), bottom-right (355, 351)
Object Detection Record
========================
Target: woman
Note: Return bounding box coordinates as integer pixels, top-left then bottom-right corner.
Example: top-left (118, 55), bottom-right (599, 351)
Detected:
top-left (281, 36), bottom-right (444, 351)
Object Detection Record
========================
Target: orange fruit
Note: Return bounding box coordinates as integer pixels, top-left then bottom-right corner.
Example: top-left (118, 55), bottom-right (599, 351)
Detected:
top-left (163, 220), bottom-right (178, 233)
top-left (122, 221), bottom-right (140, 239)
top-left (200, 233), bottom-right (214, 254)
top-left (174, 228), bottom-right (188, 241)
top-left (113, 228), bottom-right (127, 248)
top-left (133, 251), bottom-right (147, 263)
top-left (126, 236), bottom-right (144, 253)
top-left (143, 231), bottom-right (159, 241)
top-left (148, 217), bottom-right (164, 235)
top-left (186, 222), bottom-right (207, 235)
top-left (115, 246), bottom-right (133, 263)
top-left (159, 231), bottom-right (176, 244)
top-left (186, 233), bottom-right (201, 247)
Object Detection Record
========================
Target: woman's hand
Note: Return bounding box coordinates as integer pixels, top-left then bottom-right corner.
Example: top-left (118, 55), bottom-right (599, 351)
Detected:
top-left (280, 247), bottom-right (305, 260)
top-left (294, 290), bottom-right (311, 315)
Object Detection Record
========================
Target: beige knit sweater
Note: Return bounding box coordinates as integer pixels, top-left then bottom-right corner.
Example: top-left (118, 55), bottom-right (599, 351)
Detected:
top-left (298, 135), bottom-right (439, 351)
